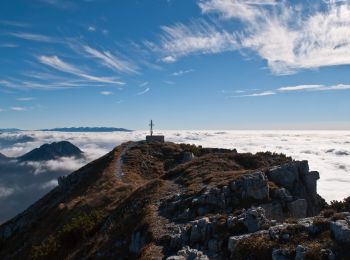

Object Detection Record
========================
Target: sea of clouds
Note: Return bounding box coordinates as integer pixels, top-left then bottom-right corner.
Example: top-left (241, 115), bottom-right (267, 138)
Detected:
top-left (0, 130), bottom-right (349, 222)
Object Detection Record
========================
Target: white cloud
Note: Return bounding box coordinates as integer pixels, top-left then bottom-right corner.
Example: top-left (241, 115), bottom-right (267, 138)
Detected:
top-left (137, 87), bottom-right (150, 95)
top-left (83, 45), bottom-right (138, 74)
top-left (38, 55), bottom-right (125, 85)
top-left (23, 157), bottom-right (86, 175)
top-left (11, 106), bottom-right (27, 111)
top-left (40, 179), bottom-right (58, 190)
top-left (235, 83), bottom-right (350, 98)
top-left (0, 43), bottom-right (19, 48)
top-left (100, 91), bottom-right (113, 95)
top-left (162, 56), bottom-right (176, 63)
top-left (9, 32), bottom-right (56, 43)
top-left (163, 80), bottom-right (176, 85)
top-left (239, 90), bottom-right (276, 97)
top-left (199, 0), bottom-right (278, 21)
top-left (16, 97), bottom-right (34, 101)
top-left (157, 20), bottom-right (238, 61)
top-left (199, 0), bottom-right (350, 74)
top-left (172, 69), bottom-right (195, 76)
top-left (139, 81), bottom-right (149, 87)
top-left (88, 26), bottom-right (96, 32)
top-left (278, 84), bottom-right (350, 92)
top-left (0, 186), bottom-right (14, 198)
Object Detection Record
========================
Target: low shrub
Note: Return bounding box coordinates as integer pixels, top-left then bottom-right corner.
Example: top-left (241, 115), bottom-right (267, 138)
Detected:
top-left (31, 209), bottom-right (105, 259)
top-left (179, 143), bottom-right (203, 156)
top-left (233, 235), bottom-right (277, 259)
top-left (328, 196), bottom-right (350, 212)
top-left (321, 209), bottom-right (336, 218)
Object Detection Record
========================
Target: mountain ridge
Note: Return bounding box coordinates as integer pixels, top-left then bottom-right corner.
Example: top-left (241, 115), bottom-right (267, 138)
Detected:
top-left (0, 141), bottom-right (349, 259)
top-left (40, 127), bottom-right (132, 132)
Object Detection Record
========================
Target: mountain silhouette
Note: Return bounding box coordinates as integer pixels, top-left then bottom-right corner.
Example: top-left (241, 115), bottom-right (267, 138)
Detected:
top-left (18, 141), bottom-right (83, 162)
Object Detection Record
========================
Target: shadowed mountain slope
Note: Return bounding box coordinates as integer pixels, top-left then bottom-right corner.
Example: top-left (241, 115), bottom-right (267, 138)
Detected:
top-left (18, 141), bottom-right (83, 162)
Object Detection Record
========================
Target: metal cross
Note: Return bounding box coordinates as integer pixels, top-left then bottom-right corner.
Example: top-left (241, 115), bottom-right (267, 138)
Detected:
top-left (149, 120), bottom-right (154, 136)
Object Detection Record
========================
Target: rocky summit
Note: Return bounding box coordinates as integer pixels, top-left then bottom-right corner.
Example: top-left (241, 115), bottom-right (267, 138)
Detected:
top-left (0, 141), bottom-right (349, 259)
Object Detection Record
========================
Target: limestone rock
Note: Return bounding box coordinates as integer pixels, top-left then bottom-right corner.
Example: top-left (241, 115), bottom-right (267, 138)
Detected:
top-left (207, 239), bottom-right (223, 253)
top-left (129, 231), bottom-right (145, 253)
top-left (176, 246), bottom-right (209, 260)
top-left (227, 234), bottom-right (251, 253)
top-left (272, 248), bottom-right (290, 260)
top-left (243, 207), bottom-right (269, 233)
top-left (275, 188), bottom-right (293, 202)
top-left (268, 163), bottom-right (300, 190)
top-left (190, 217), bottom-right (211, 243)
top-left (287, 199), bottom-right (307, 218)
top-left (330, 220), bottom-right (350, 244)
top-left (301, 171), bottom-right (319, 196)
top-left (230, 171), bottom-right (269, 201)
top-left (260, 202), bottom-right (284, 221)
top-left (295, 245), bottom-right (308, 260)
top-left (182, 152), bottom-right (195, 163)
top-left (241, 171), bottom-right (269, 200)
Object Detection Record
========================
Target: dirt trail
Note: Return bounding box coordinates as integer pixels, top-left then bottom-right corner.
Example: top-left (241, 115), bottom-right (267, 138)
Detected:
top-left (115, 142), bottom-right (137, 178)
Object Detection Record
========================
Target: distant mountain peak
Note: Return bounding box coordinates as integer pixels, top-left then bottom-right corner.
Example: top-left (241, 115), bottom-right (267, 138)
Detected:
top-left (18, 141), bottom-right (83, 162)
top-left (40, 127), bottom-right (132, 132)
top-left (0, 152), bottom-right (8, 160)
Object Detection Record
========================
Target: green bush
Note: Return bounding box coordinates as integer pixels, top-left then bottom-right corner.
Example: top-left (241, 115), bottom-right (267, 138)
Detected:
top-left (328, 196), bottom-right (350, 212)
top-left (180, 143), bottom-right (203, 156)
top-left (31, 235), bottom-right (59, 259)
top-left (31, 210), bottom-right (105, 259)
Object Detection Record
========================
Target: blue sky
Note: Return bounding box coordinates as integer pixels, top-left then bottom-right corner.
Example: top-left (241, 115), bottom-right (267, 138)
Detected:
top-left (0, 0), bottom-right (350, 130)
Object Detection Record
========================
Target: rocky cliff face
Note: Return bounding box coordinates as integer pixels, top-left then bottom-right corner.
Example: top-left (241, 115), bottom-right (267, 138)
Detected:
top-left (0, 141), bottom-right (348, 259)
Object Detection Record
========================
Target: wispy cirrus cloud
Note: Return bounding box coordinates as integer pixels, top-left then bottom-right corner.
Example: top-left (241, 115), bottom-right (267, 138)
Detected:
top-left (235, 83), bottom-right (350, 97)
top-left (172, 69), bottom-right (195, 76)
top-left (139, 81), bottom-right (149, 87)
top-left (0, 78), bottom-right (102, 90)
top-left (149, 20), bottom-right (238, 62)
top-left (198, 0), bottom-right (350, 74)
top-left (83, 45), bottom-right (138, 74)
top-left (38, 55), bottom-right (125, 85)
top-left (11, 106), bottom-right (27, 111)
top-left (240, 90), bottom-right (276, 97)
top-left (278, 84), bottom-right (350, 92)
top-left (100, 91), bottom-right (113, 95)
top-left (88, 26), bottom-right (96, 32)
top-left (9, 32), bottom-right (57, 43)
top-left (0, 20), bottom-right (30, 28)
top-left (16, 97), bottom-right (34, 101)
top-left (0, 43), bottom-right (19, 48)
top-left (137, 87), bottom-right (150, 95)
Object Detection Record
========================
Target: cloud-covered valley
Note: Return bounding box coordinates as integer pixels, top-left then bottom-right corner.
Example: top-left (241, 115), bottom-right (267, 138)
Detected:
top-left (0, 130), bottom-right (349, 223)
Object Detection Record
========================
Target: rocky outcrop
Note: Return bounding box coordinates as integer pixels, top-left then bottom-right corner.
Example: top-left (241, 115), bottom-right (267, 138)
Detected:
top-left (267, 160), bottom-right (323, 217)
top-left (330, 217), bottom-right (350, 245)
top-left (167, 246), bottom-right (209, 260)
top-left (182, 152), bottom-right (195, 163)
top-left (231, 171), bottom-right (269, 201)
